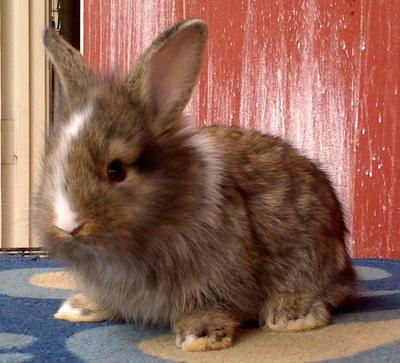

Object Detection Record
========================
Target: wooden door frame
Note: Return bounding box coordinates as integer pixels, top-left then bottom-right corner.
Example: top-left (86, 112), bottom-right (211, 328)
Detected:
top-left (0, 1), bottom-right (50, 247)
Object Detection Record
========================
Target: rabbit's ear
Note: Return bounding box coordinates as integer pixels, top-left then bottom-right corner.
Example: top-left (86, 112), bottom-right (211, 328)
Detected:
top-left (127, 20), bottom-right (207, 132)
top-left (43, 28), bottom-right (96, 106)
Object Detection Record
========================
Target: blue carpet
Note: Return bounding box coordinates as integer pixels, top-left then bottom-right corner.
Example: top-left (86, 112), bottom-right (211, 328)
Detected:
top-left (0, 256), bottom-right (399, 363)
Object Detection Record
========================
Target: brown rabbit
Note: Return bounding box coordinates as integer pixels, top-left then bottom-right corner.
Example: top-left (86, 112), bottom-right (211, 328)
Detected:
top-left (34, 20), bottom-right (356, 352)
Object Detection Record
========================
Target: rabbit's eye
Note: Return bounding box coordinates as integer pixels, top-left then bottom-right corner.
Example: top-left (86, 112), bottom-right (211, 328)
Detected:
top-left (107, 159), bottom-right (126, 183)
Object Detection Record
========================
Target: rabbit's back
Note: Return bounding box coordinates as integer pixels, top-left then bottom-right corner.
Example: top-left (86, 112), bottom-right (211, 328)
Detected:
top-left (201, 126), bottom-right (356, 305)
top-left (202, 126), bottom-right (345, 235)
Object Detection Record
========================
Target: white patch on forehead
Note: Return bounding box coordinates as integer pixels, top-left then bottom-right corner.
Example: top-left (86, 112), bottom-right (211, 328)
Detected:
top-left (65, 109), bottom-right (90, 138)
top-left (53, 104), bottom-right (93, 233)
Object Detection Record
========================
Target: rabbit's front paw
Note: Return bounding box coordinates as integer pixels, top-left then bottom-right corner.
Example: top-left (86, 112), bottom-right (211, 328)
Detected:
top-left (54, 293), bottom-right (114, 323)
top-left (174, 310), bottom-right (238, 352)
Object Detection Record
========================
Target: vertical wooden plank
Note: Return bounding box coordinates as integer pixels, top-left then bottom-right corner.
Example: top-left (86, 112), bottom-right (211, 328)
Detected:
top-left (1, 0), bottom-right (48, 248)
top-left (0, 1), bottom-right (2, 247)
top-left (13, 0), bottom-right (30, 247)
top-left (29, 1), bottom-right (49, 247)
top-left (353, 1), bottom-right (400, 258)
top-left (1, 0), bottom-right (16, 247)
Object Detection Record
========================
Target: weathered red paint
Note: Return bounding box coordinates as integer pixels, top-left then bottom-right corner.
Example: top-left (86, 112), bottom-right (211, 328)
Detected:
top-left (84, 0), bottom-right (400, 259)
top-left (353, 1), bottom-right (400, 259)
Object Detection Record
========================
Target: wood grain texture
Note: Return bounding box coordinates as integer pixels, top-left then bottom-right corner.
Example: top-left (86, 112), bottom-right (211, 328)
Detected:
top-left (353, 1), bottom-right (400, 258)
top-left (84, 0), bottom-right (399, 258)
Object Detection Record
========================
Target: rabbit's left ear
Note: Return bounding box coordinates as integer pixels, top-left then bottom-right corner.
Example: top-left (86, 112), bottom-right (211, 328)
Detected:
top-left (43, 28), bottom-right (97, 107)
top-left (127, 20), bottom-right (208, 131)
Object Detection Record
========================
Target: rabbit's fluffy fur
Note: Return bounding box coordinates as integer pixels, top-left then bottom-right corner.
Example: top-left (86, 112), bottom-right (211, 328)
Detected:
top-left (34, 20), bottom-right (356, 351)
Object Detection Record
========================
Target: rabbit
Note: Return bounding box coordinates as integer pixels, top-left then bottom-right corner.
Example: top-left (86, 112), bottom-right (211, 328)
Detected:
top-left (34, 19), bottom-right (357, 352)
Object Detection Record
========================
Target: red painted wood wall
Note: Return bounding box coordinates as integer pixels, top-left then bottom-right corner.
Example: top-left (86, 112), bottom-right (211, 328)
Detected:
top-left (84, 0), bottom-right (400, 259)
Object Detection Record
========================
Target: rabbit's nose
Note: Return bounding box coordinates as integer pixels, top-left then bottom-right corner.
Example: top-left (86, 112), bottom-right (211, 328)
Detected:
top-left (54, 194), bottom-right (85, 235)
top-left (56, 220), bottom-right (85, 236)
top-left (70, 223), bottom-right (85, 236)
top-left (54, 207), bottom-right (85, 236)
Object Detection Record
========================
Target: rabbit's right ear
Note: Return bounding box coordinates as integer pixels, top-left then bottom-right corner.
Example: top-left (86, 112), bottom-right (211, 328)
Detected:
top-left (43, 28), bottom-right (96, 105)
top-left (126, 20), bottom-right (207, 134)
